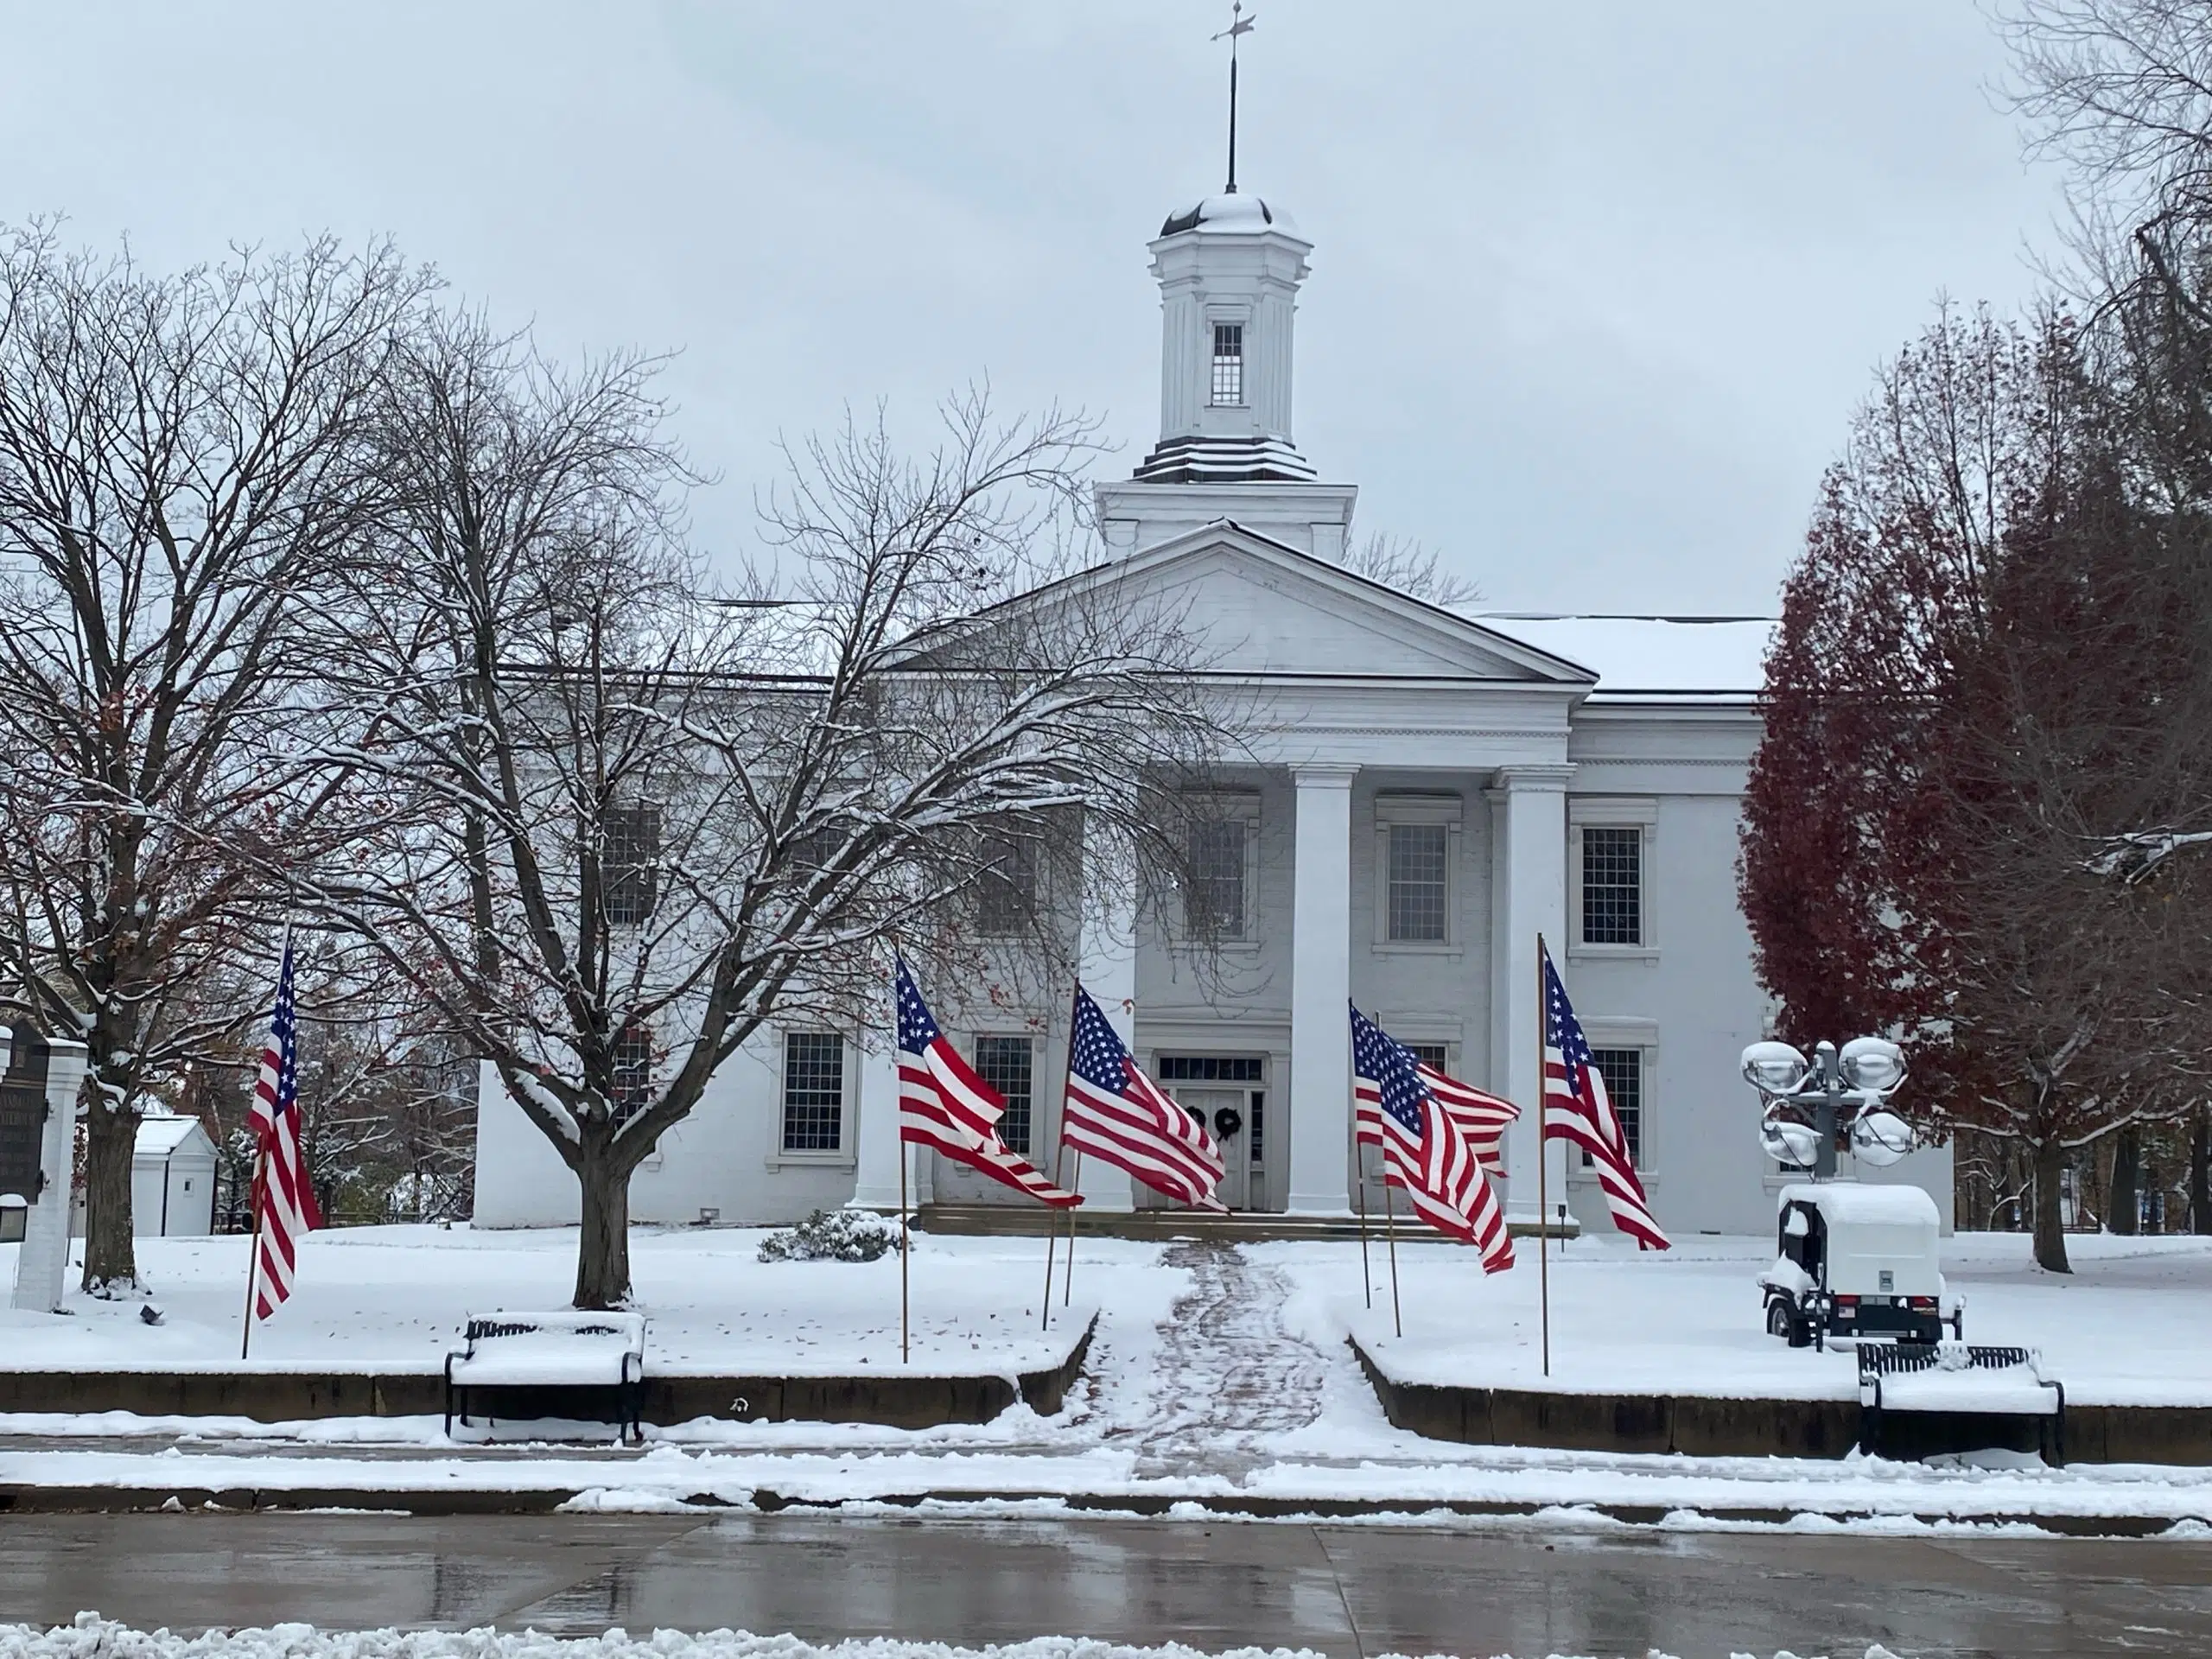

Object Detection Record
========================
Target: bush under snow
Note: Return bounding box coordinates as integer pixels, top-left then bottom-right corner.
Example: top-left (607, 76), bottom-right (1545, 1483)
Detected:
top-left (755, 1208), bottom-right (902, 1264)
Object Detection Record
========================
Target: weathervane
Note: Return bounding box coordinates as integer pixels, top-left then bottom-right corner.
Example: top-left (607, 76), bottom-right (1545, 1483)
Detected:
top-left (1212, 1), bottom-right (1256, 194)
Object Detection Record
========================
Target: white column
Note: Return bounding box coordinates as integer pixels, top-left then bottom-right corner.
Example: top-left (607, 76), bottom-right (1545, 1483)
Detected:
top-left (1076, 855), bottom-right (1138, 1212)
top-left (1287, 764), bottom-right (1357, 1215)
top-left (12, 1036), bottom-right (87, 1313)
top-left (1488, 766), bottom-right (1573, 1223)
top-left (848, 1033), bottom-right (906, 1211)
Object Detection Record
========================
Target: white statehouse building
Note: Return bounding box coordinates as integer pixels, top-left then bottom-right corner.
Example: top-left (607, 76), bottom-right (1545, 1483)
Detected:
top-left (473, 181), bottom-right (1955, 1242)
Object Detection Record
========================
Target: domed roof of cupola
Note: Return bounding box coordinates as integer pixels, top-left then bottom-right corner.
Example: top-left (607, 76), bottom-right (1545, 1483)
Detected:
top-left (1158, 193), bottom-right (1300, 238)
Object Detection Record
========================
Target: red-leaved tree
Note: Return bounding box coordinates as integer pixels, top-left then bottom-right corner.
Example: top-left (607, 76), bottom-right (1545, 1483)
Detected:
top-left (1742, 304), bottom-right (2211, 1269)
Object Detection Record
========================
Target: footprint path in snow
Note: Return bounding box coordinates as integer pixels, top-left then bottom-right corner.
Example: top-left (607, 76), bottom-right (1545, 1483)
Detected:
top-left (1114, 1240), bottom-right (1328, 1481)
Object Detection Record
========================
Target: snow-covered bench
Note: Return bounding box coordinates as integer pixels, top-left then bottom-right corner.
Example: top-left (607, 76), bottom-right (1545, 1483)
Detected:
top-left (1859, 1341), bottom-right (2065, 1460)
top-left (443, 1311), bottom-right (647, 1443)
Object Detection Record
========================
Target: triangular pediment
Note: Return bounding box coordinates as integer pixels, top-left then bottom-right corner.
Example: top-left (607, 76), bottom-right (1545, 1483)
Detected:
top-left (913, 521), bottom-right (1596, 684)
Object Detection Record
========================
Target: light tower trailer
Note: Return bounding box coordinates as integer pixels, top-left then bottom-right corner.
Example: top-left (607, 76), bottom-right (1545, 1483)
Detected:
top-left (1759, 1183), bottom-right (1964, 1350)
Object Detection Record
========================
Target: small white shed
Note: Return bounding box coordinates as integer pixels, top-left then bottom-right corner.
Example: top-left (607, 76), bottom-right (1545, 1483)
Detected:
top-left (132, 1116), bottom-right (219, 1237)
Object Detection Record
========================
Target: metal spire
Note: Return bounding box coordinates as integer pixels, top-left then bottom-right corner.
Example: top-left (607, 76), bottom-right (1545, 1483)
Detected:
top-left (1212, 2), bottom-right (1256, 194)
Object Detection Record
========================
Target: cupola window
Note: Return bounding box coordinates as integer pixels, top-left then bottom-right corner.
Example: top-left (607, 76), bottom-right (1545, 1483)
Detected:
top-left (1210, 322), bottom-right (1245, 406)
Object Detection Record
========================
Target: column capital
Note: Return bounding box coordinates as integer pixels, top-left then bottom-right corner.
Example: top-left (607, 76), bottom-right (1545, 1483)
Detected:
top-left (1293, 762), bottom-right (1361, 788)
top-left (1486, 763), bottom-right (1575, 797)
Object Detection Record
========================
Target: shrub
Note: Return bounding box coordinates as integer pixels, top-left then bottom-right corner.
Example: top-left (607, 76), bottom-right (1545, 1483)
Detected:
top-left (757, 1207), bottom-right (902, 1263)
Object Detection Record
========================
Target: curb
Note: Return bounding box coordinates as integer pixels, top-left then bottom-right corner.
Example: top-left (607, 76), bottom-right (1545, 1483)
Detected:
top-left (0, 1481), bottom-right (2200, 1537)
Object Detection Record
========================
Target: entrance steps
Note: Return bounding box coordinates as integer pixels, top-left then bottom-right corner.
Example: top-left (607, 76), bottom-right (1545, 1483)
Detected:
top-left (913, 1204), bottom-right (1576, 1243)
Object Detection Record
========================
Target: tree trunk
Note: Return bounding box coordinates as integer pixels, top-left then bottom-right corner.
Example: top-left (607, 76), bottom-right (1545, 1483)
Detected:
top-left (2108, 1126), bottom-right (2139, 1236)
top-left (2031, 1136), bottom-right (2071, 1274)
top-left (79, 1084), bottom-right (140, 1294)
top-left (572, 1144), bottom-right (633, 1310)
top-left (2193, 1107), bottom-right (2210, 1236)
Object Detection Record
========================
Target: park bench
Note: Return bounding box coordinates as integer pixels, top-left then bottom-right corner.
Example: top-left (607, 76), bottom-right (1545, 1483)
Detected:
top-left (443, 1310), bottom-right (647, 1444)
top-left (1858, 1340), bottom-right (2065, 1463)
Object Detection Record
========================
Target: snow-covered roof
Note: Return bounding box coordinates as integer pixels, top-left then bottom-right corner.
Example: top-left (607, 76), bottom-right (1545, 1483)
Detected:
top-left (134, 1116), bottom-right (215, 1160)
top-left (1470, 613), bottom-right (1773, 701)
top-left (1159, 193), bottom-right (1300, 238)
top-left (1778, 1182), bottom-right (1941, 1227)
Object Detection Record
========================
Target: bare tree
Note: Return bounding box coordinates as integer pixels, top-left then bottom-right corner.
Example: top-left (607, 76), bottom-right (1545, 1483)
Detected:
top-left (300, 315), bottom-right (1224, 1306)
top-left (2004, 1), bottom-right (2212, 315)
top-left (1337, 531), bottom-right (1483, 609)
top-left (0, 226), bottom-right (423, 1292)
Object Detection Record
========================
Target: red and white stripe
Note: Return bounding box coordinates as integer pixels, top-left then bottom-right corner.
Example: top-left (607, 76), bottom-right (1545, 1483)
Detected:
top-left (1065, 1058), bottom-right (1225, 1211)
top-left (248, 1027), bottom-right (320, 1317)
top-left (1542, 1049), bottom-right (1668, 1252)
top-left (1353, 1077), bottom-right (1515, 1273)
top-left (1355, 1064), bottom-right (1517, 1179)
top-left (899, 1039), bottom-right (1080, 1209)
top-left (1421, 1064), bottom-right (1516, 1175)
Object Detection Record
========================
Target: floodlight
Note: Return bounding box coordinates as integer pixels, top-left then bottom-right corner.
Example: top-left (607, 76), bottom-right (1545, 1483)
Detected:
top-left (1760, 1114), bottom-right (1822, 1168)
top-left (1847, 1109), bottom-right (1916, 1167)
top-left (1839, 1037), bottom-right (1907, 1096)
top-left (1741, 1041), bottom-right (1809, 1096)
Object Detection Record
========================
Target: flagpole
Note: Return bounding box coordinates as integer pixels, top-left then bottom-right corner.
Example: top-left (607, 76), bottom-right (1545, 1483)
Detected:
top-left (1353, 1130), bottom-right (1372, 1309)
top-left (1042, 1135), bottom-right (1065, 1332)
top-left (1062, 1147), bottom-right (1083, 1306)
top-left (1382, 1168), bottom-right (1402, 1338)
top-left (899, 1141), bottom-right (911, 1364)
top-left (1045, 1058), bottom-right (1074, 1332)
top-left (239, 1147), bottom-right (264, 1361)
top-left (1537, 932), bottom-right (1551, 1379)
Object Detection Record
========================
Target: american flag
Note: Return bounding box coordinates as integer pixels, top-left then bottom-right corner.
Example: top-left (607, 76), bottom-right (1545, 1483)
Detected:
top-left (1350, 1004), bottom-right (1513, 1271)
top-left (1357, 1058), bottom-right (1517, 1178)
top-left (248, 939), bottom-right (322, 1319)
top-left (895, 957), bottom-right (1081, 1208)
top-left (1062, 983), bottom-right (1225, 1211)
top-left (1541, 942), bottom-right (1668, 1250)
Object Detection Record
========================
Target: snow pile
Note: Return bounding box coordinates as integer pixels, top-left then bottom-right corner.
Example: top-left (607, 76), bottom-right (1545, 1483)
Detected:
top-left (0, 1615), bottom-right (1910, 1659)
top-left (758, 1211), bottom-right (903, 1265)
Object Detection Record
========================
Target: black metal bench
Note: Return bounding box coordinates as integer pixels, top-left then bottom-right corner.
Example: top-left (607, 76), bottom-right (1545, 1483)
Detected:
top-left (1858, 1341), bottom-right (2065, 1463)
top-left (443, 1311), bottom-right (647, 1444)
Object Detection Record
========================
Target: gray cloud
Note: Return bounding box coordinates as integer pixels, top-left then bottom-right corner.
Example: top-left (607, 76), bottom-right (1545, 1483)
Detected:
top-left (0, 0), bottom-right (2064, 612)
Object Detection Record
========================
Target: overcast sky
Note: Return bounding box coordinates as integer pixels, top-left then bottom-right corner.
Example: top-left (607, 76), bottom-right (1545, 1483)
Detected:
top-left (0, 2), bottom-right (2067, 614)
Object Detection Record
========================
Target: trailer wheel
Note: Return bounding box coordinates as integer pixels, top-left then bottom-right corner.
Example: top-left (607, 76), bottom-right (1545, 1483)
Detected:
top-left (1766, 1297), bottom-right (1808, 1346)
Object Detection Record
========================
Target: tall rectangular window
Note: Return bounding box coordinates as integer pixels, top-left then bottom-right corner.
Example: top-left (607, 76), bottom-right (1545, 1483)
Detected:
top-left (1587, 1046), bottom-right (1644, 1168)
top-left (603, 803), bottom-right (661, 926)
top-left (976, 836), bottom-right (1036, 937)
top-left (780, 1032), bottom-right (845, 1153)
top-left (973, 1035), bottom-right (1034, 1155)
top-left (1386, 823), bottom-right (1450, 942)
top-left (1580, 827), bottom-right (1643, 946)
top-left (611, 1022), bottom-right (654, 1128)
top-left (1186, 817), bottom-right (1249, 938)
top-left (1210, 321), bottom-right (1245, 405)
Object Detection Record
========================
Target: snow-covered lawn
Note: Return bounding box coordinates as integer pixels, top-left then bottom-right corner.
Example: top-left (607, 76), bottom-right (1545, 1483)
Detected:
top-left (1329, 1230), bottom-right (2212, 1408)
top-left (0, 1618), bottom-right (1908, 1659)
top-left (2, 1222), bottom-right (2206, 1404)
top-left (0, 1225), bottom-right (1128, 1379)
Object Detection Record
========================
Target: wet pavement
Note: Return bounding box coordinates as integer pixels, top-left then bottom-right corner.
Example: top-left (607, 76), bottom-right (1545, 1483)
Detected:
top-left (7, 1510), bottom-right (2212, 1657)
